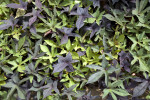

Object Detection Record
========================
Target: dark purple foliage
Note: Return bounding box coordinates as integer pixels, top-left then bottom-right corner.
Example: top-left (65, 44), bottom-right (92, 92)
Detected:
top-left (77, 51), bottom-right (86, 56)
top-left (7, 0), bottom-right (27, 10)
top-left (132, 76), bottom-right (150, 97)
top-left (1, 0), bottom-right (148, 99)
top-left (112, 0), bottom-right (119, 5)
top-left (41, 81), bottom-right (60, 99)
top-left (90, 0), bottom-right (100, 8)
top-left (24, 8), bottom-right (44, 26)
top-left (22, 21), bottom-right (29, 30)
top-left (77, 91), bottom-right (99, 100)
top-left (70, 4), bottom-right (79, 15)
top-left (70, 6), bottom-right (93, 30)
top-left (52, 53), bottom-right (78, 73)
top-left (0, 16), bottom-right (18, 30)
top-left (30, 25), bottom-right (37, 34)
top-left (35, 0), bottom-right (43, 10)
top-left (118, 51), bottom-right (133, 72)
top-left (58, 27), bottom-right (80, 44)
top-left (86, 22), bottom-right (100, 38)
top-left (62, 84), bottom-right (77, 97)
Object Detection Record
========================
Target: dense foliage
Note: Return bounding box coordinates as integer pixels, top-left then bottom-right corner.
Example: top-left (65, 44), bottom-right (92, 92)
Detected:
top-left (0, 0), bottom-right (150, 100)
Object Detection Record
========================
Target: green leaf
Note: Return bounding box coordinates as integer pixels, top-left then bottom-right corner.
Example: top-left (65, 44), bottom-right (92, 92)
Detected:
top-left (139, 59), bottom-right (149, 72)
top-left (43, 7), bottom-right (53, 17)
top-left (139, 0), bottom-right (148, 13)
top-left (128, 36), bottom-right (138, 50)
top-left (21, 56), bottom-right (32, 64)
top-left (15, 9), bottom-right (25, 18)
top-left (128, 36), bottom-right (137, 43)
top-left (1, 66), bottom-right (13, 74)
top-left (84, 18), bottom-right (95, 23)
top-left (35, 74), bottom-right (43, 82)
top-left (117, 34), bottom-right (125, 43)
top-left (16, 86), bottom-right (25, 99)
top-left (18, 36), bottom-right (26, 50)
top-left (102, 55), bottom-right (108, 68)
top-left (131, 42), bottom-right (137, 50)
top-left (104, 71), bottom-right (108, 86)
top-left (7, 87), bottom-right (16, 100)
top-left (86, 64), bottom-right (102, 70)
top-left (112, 89), bottom-right (130, 96)
top-left (33, 39), bottom-right (42, 57)
top-left (45, 40), bottom-right (57, 47)
top-left (103, 35), bottom-right (109, 51)
top-left (111, 80), bottom-right (123, 88)
top-left (66, 39), bottom-right (71, 51)
top-left (87, 71), bottom-right (104, 84)
top-left (36, 28), bottom-right (49, 33)
top-left (138, 32), bottom-right (145, 42)
top-left (59, 0), bottom-right (72, 6)
top-left (103, 14), bottom-right (116, 21)
top-left (131, 57), bottom-right (138, 65)
top-left (110, 92), bottom-right (117, 100)
top-left (2, 82), bottom-right (15, 88)
top-left (40, 45), bottom-right (50, 55)
top-left (86, 47), bottom-right (92, 58)
top-left (102, 89), bottom-right (110, 99)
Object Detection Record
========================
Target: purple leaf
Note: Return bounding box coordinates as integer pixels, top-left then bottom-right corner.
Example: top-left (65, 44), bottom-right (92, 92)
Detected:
top-left (7, 3), bottom-right (22, 9)
top-left (41, 81), bottom-right (60, 99)
top-left (86, 22), bottom-right (100, 38)
top-left (118, 51), bottom-right (133, 72)
top-left (132, 77), bottom-right (145, 83)
top-left (76, 17), bottom-right (85, 30)
top-left (124, 65), bottom-right (130, 73)
top-left (30, 25), bottom-right (36, 34)
top-left (25, 9), bottom-right (42, 18)
top-left (0, 16), bottom-right (18, 30)
top-left (77, 51), bottom-right (85, 56)
top-left (66, 65), bottom-right (74, 72)
top-left (77, 7), bottom-right (84, 15)
top-left (112, 60), bottom-right (118, 67)
top-left (53, 81), bottom-right (60, 94)
top-left (52, 63), bottom-right (68, 73)
top-left (29, 16), bottom-right (37, 26)
top-left (22, 21), bottom-right (29, 30)
top-left (77, 91), bottom-right (99, 100)
top-left (19, 0), bottom-right (27, 10)
top-left (24, 13), bottom-right (33, 16)
top-left (43, 89), bottom-right (52, 99)
top-left (70, 6), bottom-right (92, 30)
top-left (57, 55), bottom-right (64, 63)
top-left (112, 0), bottom-right (119, 5)
top-left (133, 81), bottom-right (149, 97)
top-left (90, 0), bottom-right (100, 8)
top-left (70, 4), bottom-right (79, 15)
top-left (63, 27), bottom-right (74, 34)
top-left (61, 35), bottom-right (69, 45)
top-left (7, 0), bottom-right (27, 10)
top-left (25, 9), bottom-right (43, 28)
top-left (66, 52), bottom-right (72, 61)
top-left (53, 53), bottom-right (78, 73)
top-left (35, 0), bottom-right (42, 10)
top-left (58, 27), bottom-right (79, 44)
top-left (0, 24), bottom-right (11, 30)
